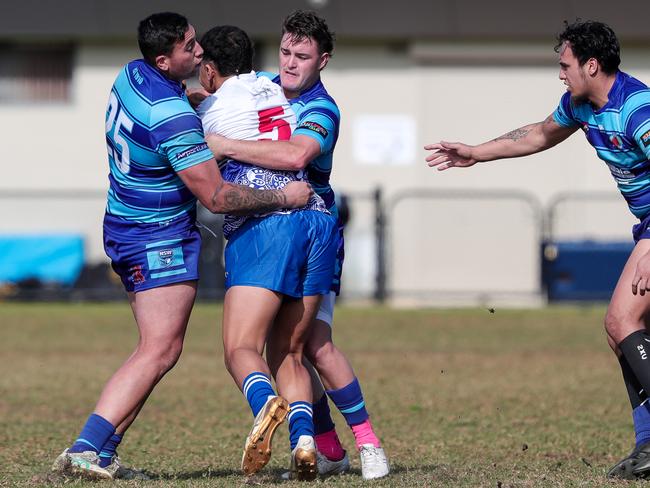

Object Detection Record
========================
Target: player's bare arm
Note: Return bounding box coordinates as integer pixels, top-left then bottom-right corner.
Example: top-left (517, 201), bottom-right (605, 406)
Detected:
top-left (206, 133), bottom-right (321, 171)
top-left (425, 114), bottom-right (577, 171)
top-left (178, 158), bottom-right (312, 215)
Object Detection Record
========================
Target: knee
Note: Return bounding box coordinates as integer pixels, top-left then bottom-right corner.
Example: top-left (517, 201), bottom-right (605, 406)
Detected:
top-left (306, 340), bottom-right (336, 368)
top-left (604, 309), bottom-right (635, 344)
top-left (139, 339), bottom-right (183, 377)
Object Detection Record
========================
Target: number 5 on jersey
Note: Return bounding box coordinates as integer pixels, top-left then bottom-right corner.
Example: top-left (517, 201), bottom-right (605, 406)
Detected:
top-left (105, 92), bottom-right (134, 174)
top-left (258, 106), bottom-right (291, 141)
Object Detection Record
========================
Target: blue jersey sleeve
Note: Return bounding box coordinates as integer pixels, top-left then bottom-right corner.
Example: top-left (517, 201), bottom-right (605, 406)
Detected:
top-left (256, 71), bottom-right (278, 82)
top-left (552, 92), bottom-right (579, 128)
top-left (151, 100), bottom-right (213, 172)
top-left (294, 99), bottom-right (340, 153)
top-left (625, 91), bottom-right (650, 158)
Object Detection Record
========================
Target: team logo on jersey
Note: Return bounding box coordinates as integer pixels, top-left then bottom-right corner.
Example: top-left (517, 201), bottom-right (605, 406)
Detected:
top-left (299, 121), bottom-right (328, 138)
top-left (158, 249), bottom-right (174, 268)
top-left (581, 123), bottom-right (589, 134)
top-left (642, 130), bottom-right (650, 147)
top-left (610, 134), bottom-right (623, 149)
top-left (128, 265), bottom-right (145, 285)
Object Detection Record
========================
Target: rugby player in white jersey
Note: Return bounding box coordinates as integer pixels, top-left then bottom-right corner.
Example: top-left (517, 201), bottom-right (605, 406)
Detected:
top-left (196, 25), bottom-right (339, 481)
top-left (205, 11), bottom-right (389, 480)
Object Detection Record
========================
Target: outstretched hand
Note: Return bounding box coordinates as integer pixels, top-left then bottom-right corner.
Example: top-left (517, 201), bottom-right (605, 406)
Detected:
top-left (424, 141), bottom-right (478, 171)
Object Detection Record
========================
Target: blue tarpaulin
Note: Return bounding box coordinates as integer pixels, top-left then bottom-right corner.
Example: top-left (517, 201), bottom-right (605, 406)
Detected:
top-left (0, 235), bottom-right (84, 286)
top-left (542, 240), bottom-right (633, 302)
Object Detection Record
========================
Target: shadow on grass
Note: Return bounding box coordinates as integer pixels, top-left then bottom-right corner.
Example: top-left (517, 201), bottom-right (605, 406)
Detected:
top-left (154, 467), bottom-right (241, 480)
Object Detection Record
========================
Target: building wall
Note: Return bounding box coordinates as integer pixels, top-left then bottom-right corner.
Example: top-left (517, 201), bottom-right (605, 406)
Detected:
top-left (1, 41), bottom-right (647, 304)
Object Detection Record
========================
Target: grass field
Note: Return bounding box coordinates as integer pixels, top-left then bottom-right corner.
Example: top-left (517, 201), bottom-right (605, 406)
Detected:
top-left (0, 302), bottom-right (646, 486)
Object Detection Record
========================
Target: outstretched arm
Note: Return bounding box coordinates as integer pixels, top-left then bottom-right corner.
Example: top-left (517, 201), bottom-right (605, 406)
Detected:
top-left (206, 134), bottom-right (321, 171)
top-left (425, 114), bottom-right (578, 171)
top-left (177, 158), bottom-right (312, 215)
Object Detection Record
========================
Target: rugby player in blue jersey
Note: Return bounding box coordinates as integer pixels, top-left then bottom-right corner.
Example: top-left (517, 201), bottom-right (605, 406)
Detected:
top-left (207, 10), bottom-right (389, 480)
top-left (426, 20), bottom-right (650, 480)
top-left (51, 12), bottom-right (312, 481)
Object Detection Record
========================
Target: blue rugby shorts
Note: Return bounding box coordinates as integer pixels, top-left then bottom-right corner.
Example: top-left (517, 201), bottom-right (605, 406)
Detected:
top-left (224, 210), bottom-right (338, 297)
top-left (103, 213), bottom-right (201, 293)
top-left (633, 213), bottom-right (650, 243)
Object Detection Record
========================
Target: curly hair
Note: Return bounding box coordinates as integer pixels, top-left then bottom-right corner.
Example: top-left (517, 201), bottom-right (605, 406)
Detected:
top-left (282, 10), bottom-right (335, 55)
top-left (138, 12), bottom-right (189, 65)
top-left (200, 25), bottom-right (254, 77)
top-left (555, 20), bottom-right (620, 74)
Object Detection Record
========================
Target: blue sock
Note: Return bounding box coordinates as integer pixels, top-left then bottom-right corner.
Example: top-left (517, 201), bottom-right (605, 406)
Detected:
top-left (312, 393), bottom-right (336, 435)
top-left (68, 413), bottom-right (116, 454)
top-left (326, 378), bottom-right (369, 426)
top-left (288, 401), bottom-right (314, 449)
top-left (634, 403), bottom-right (650, 447)
top-left (98, 433), bottom-right (123, 468)
top-left (242, 372), bottom-right (276, 417)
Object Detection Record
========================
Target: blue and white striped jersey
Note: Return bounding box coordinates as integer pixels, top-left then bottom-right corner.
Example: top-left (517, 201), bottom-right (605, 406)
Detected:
top-left (554, 71), bottom-right (650, 219)
top-left (104, 59), bottom-right (214, 224)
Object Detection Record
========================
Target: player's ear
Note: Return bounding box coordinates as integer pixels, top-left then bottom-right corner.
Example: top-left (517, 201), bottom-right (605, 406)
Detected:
top-left (155, 54), bottom-right (170, 73)
top-left (587, 57), bottom-right (598, 76)
top-left (318, 52), bottom-right (330, 71)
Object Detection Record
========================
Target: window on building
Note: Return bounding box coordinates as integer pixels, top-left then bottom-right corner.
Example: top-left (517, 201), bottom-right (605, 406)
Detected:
top-left (0, 43), bottom-right (74, 103)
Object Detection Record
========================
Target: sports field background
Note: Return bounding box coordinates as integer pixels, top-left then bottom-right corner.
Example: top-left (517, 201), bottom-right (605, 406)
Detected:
top-left (0, 303), bottom-right (642, 486)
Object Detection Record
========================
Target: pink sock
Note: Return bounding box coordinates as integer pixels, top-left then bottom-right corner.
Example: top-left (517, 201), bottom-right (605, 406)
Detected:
top-left (314, 429), bottom-right (345, 461)
top-left (351, 419), bottom-right (381, 449)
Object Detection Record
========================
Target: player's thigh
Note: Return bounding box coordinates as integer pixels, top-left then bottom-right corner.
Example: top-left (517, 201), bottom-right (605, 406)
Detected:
top-left (222, 285), bottom-right (282, 354)
top-left (306, 318), bottom-right (336, 357)
top-left (129, 281), bottom-right (197, 342)
top-left (606, 239), bottom-right (650, 343)
top-left (271, 294), bottom-right (324, 355)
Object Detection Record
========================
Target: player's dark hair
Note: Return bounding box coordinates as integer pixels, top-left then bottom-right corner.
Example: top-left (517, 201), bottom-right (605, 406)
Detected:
top-left (555, 20), bottom-right (620, 74)
top-left (138, 12), bottom-right (189, 65)
top-left (282, 10), bottom-right (335, 55)
top-left (200, 25), bottom-right (254, 77)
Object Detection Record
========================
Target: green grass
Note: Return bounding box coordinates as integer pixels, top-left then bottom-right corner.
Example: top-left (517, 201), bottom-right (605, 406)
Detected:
top-left (0, 303), bottom-right (645, 486)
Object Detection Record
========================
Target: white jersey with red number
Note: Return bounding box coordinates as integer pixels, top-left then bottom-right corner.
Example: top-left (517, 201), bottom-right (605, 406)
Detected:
top-left (197, 71), bottom-right (327, 238)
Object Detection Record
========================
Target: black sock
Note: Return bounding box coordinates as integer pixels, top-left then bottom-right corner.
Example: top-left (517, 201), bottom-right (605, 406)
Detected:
top-left (618, 354), bottom-right (647, 409)
top-left (619, 330), bottom-right (650, 400)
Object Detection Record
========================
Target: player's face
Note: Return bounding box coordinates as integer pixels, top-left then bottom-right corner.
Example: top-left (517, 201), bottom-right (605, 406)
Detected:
top-left (164, 25), bottom-right (203, 81)
top-left (279, 34), bottom-right (329, 99)
top-left (558, 42), bottom-right (589, 102)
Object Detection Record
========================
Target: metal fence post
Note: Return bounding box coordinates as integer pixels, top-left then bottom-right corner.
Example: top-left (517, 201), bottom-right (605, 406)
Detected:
top-left (374, 187), bottom-right (387, 303)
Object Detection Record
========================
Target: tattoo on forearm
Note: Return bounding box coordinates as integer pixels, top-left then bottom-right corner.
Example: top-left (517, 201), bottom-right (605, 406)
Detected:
top-left (493, 127), bottom-right (532, 142)
top-left (216, 185), bottom-right (287, 215)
